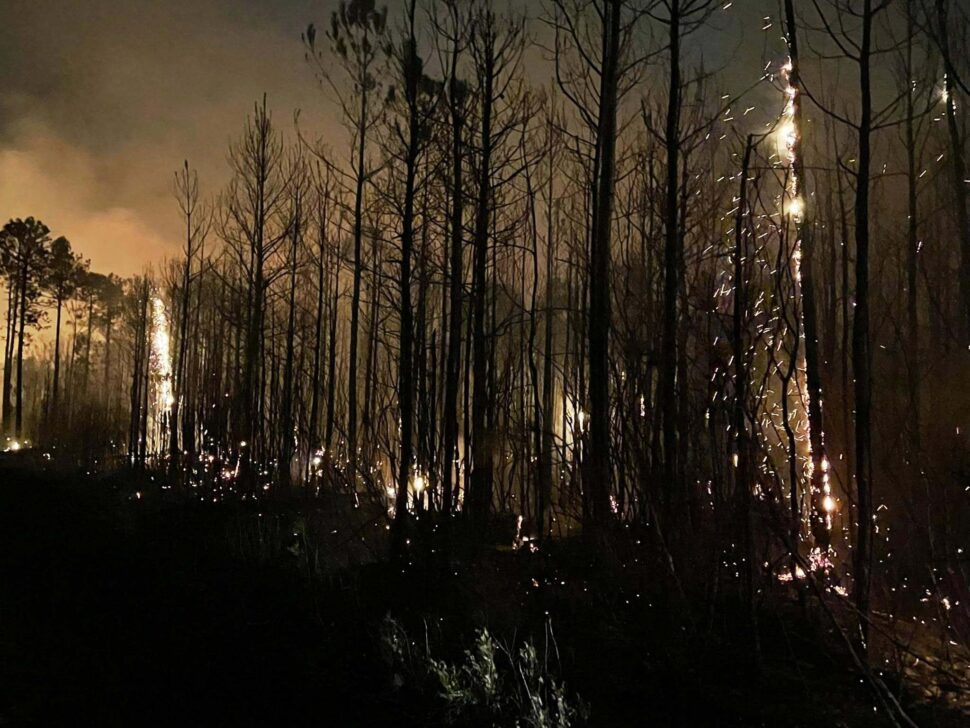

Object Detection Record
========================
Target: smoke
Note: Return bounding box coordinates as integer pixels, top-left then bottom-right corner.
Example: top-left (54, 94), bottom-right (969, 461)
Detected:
top-left (0, 0), bottom-right (328, 276)
top-left (0, 121), bottom-right (174, 276)
top-left (0, 0), bottom-right (771, 279)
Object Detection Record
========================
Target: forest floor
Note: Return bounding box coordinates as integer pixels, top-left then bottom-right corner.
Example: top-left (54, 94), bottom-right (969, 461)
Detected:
top-left (0, 455), bottom-right (967, 726)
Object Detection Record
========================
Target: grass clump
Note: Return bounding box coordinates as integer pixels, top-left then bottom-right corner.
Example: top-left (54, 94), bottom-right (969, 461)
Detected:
top-left (380, 615), bottom-right (588, 727)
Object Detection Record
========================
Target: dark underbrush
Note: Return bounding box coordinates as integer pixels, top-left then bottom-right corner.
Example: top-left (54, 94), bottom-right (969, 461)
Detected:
top-left (0, 461), bottom-right (964, 726)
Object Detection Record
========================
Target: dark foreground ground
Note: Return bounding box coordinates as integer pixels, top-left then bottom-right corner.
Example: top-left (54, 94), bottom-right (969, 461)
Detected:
top-left (0, 460), bottom-right (965, 727)
top-left (0, 462), bottom-right (405, 726)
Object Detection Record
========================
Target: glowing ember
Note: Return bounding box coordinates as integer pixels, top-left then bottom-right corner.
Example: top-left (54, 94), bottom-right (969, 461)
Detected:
top-left (822, 494), bottom-right (837, 513)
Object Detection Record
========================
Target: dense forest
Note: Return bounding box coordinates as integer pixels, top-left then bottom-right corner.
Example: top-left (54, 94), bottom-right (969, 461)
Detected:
top-left (2, 0), bottom-right (969, 724)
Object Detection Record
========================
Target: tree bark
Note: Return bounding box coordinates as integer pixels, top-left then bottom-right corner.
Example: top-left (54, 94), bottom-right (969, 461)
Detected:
top-left (587, 0), bottom-right (621, 534)
top-left (470, 18), bottom-right (496, 531)
top-left (392, 5), bottom-right (422, 555)
top-left (936, 0), bottom-right (970, 344)
top-left (784, 0), bottom-right (828, 548)
top-left (660, 0), bottom-right (683, 512)
top-left (442, 52), bottom-right (465, 517)
top-left (852, 0), bottom-right (875, 650)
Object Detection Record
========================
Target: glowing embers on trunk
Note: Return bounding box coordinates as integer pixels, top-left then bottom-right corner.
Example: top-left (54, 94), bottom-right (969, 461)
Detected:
top-left (149, 296), bottom-right (175, 452)
top-left (777, 60), bottom-right (804, 224)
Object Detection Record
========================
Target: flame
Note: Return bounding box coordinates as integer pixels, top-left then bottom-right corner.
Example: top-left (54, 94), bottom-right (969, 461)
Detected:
top-left (148, 296), bottom-right (175, 452)
top-left (151, 297), bottom-right (174, 410)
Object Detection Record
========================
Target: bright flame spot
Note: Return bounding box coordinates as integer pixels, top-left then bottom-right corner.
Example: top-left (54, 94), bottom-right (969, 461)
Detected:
top-left (776, 120), bottom-right (797, 158)
top-left (777, 565), bottom-right (806, 582)
top-left (576, 408), bottom-right (587, 431)
top-left (151, 297), bottom-right (174, 410)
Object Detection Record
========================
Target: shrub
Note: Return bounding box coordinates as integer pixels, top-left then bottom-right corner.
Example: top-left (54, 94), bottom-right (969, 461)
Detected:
top-left (380, 615), bottom-right (588, 727)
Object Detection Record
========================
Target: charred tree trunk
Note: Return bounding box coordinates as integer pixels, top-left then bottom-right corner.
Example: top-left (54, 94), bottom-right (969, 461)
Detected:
top-left (51, 294), bottom-right (63, 425)
top-left (362, 227), bottom-right (380, 456)
top-left (325, 254), bottom-right (339, 451)
top-left (309, 187), bottom-right (328, 474)
top-left (279, 186), bottom-right (302, 491)
top-left (169, 162), bottom-right (201, 474)
top-left (852, 0), bottom-right (875, 649)
top-left (539, 121), bottom-right (557, 541)
top-left (660, 0), bottom-right (683, 512)
top-left (15, 261), bottom-right (28, 439)
top-left (784, 0), bottom-right (828, 549)
top-left (587, 0), bottom-right (621, 535)
top-left (442, 59), bottom-right (466, 518)
top-left (348, 89), bottom-right (368, 469)
top-left (391, 6), bottom-right (422, 555)
top-left (905, 0), bottom-right (922, 457)
top-left (470, 20), bottom-right (496, 531)
top-left (936, 0), bottom-right (970, 344)
top-left (2, 283), bottom-right (17, 435)
top-left (733, 135), bottom-right (755, 616)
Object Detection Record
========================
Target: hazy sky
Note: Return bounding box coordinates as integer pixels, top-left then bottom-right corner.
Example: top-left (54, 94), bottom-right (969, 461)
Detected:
top-left (0, 0), bottom-right (331, 276)
top-left (0, 0), bottom-right (777, 278)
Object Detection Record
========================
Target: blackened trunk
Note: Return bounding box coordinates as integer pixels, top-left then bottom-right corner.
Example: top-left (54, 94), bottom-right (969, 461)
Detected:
top-left (442, 79), bottom-right (464, 517)
top-left (853, 0), bottom-right (874, 649)
top-left (470, 34), bottom-right (495, 530)
top-left (784, 0), bottom-right (828, 548)
top-left (51, 296), bottom-right (63, 426)
top-left (733, 136), bottom-right (755, 614)
top-left (325, 259), bottom-right (339, 451)
top-left (348, 88), bottom-right (368, 466)
top-left (660, 0), bottom-right (683, 510)
top-left (539, 133), bottom-right (557, 541)
top-left (905, 0), bottom-right (921, 455)
top-left (392, 16), bottom-right (422, 555)
top-left (587, 0), bottom-right (621, 534)
top-left (309, 204), bottom-right (327, 469)
top-left (279, 192), bottom-right (301, 491)
top-left (2, 284), bottom-right (16, 435)
top-left (937, 0), bottom-right (970, 343)
top-left (15, 264), bottom-right (28, 438)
